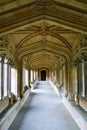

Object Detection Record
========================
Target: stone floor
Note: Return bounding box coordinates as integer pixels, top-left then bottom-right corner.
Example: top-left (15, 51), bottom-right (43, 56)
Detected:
top-left (8, 81), bottom-right (80, 130)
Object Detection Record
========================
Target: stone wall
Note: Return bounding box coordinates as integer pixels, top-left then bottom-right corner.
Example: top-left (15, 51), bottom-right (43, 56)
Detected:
top-left (64, 98), bottom-right (87, 130)
top-left (69, 66), bottom-right (77, 99)
top-left (0, 98), bottom-right (9, 114)
top-left (79, 99), bottom-right (87, 112)
top-left (0, 89), bottom-right (30, 130)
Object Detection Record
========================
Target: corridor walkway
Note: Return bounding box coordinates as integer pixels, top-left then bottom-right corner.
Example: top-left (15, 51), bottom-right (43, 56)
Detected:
top-left (8, 81), bottom-right (80, 130)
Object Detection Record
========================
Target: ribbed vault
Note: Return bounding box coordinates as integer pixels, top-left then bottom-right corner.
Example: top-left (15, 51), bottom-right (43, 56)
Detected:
top-left (0, 0), bottom-right (87, 70)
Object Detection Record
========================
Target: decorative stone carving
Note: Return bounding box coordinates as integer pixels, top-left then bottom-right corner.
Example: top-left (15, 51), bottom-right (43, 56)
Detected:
top-left (0, 38), bottom-right (3, 46)
top-left (74, 92), bottom-right (79, 105)
top-left (0, 36), bottom-right (14, 57)
top-left (73, 34), bottom-right (87, 64)
top-left (0, 36), bottom-right (9, 47)
top-left (32, 0), bottom-right (53, 12)
top-left (79, 34), bottom-right (87, 46)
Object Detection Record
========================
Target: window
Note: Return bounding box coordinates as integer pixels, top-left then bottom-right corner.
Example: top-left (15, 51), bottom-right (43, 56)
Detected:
top-left (11, 68), bottom-right (17, 96)
top-left (23, 68), bottom-right (28, 86)
top-left (34, 71), bottom-right (36, 81)
top-left (81, 60), bottom-right (85, 97)
top-left (25, 69), bottom-right (28, 86)
top-left (30, 70), bottom-right (33, 82)
top-left (0, 57), bottom-right (2, 99)
top-left (3, 60), bottom-right (8, 97)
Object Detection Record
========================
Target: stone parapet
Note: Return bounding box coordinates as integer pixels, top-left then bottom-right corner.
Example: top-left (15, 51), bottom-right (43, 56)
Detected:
top-left (0, 89), bottom-right (30, 130)
top-left (63, 98), bottom-right (87, 130)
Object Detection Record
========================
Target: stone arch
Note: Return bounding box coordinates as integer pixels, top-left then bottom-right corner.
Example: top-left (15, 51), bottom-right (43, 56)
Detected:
top-left (38, 68), bottom-right (49, 81)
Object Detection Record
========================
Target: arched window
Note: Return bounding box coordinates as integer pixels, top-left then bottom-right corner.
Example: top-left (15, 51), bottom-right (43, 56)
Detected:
top-left (0, 56), bottom-right (17, 100)
top-left (0, 56), bottom-right (8, 99)
top-left (23, 67), bottom-right (28, 87)
top-left (0, 57), bottom-right (2, 99)
top-left (3, 57), bottom-right (8, 97)
top-left (11, 67), bottom-right (17, 96)
top-left (30, 70), bottom-right (33, 82)
top-left (81, 60), bottom-right (85, 97)
top-left (34, 71), bottom-right (36, 81)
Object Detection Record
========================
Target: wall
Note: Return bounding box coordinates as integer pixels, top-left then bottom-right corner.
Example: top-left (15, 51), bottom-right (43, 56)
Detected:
top-left (0, 98), bottom-right (9, 113)
top-left (64, 98), bottom-right (87, 130)
top-left (79, 99), bottom-right (87, 112)
top-left (70, 66), bottom-right (77, 99)
top-left (0, 89), bottom-right (30, 130)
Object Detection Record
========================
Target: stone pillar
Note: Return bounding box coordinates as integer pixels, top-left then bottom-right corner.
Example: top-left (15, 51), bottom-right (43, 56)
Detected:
top-left (62, 65), bottom-right (64, 84)
top-left (55, 70), bottom-right (57, 83)
top-left (56, 69), bottom-right (59, 83)
top-left (36, 70), bottom-right (38, 81)
top-left (1, 56), bottom-right (4, 100)
top-left (53, 69), bottom-right (55, 83)
top-left (76, 61), bottom-right (82, 104)
top-left (51, 70), bottom-right (53, 82)
top-left (77, 64), bottom-right (80, 97)
top-left (28, 67), bottom-right (31, 88)
top-left (7, 60), bottom-right (11, 98)
top-left (33, 70), bottom-right (35, 81)
top-left (33, 70), bottom-right (34, 82)
top-left (35, 69), bottom-right (36, 81)
top-left (51, 70), bottom-right (53, 81)
top-left (85, 61), bottom-right (87, 98)
top-left (77, 60), bottom-right (85, 98)
top-left (81, 60), bottom-right (85, 97)
top-left (35, 69), bottom-right (38, 82)
top-left (49, 70), bottom-right (51, 80)
top-left (55, 69), bottom-right (59, 84)
top-left (67, 62), bottom-right (70, 97)
top-left (64, 61), bottom-right (69, 97)
top-left (17, 59), bottom-right (23, 99)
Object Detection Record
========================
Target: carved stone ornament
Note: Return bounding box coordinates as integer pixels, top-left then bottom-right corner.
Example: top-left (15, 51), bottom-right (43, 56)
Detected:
top-left (32, 0), bottom-right (53, 12)
top-left (0, 36), bottom-right (9, 47)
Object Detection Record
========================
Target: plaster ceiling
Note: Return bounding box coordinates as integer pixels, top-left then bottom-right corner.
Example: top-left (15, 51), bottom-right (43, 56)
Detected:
top-left (0, 0), bottom-right (87, 70)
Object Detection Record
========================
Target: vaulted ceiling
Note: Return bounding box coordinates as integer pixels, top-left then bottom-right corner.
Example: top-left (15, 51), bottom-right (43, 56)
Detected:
top-left (0, 0), bottom-right (87, 70)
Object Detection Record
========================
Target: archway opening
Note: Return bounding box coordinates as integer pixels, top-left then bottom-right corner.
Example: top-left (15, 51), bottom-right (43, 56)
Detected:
top-left (41, 70), bottom-right (46, 81)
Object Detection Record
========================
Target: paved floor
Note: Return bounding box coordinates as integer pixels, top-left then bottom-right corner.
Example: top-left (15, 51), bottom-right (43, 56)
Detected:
top-left (8, 81), bottom-right (80, 130)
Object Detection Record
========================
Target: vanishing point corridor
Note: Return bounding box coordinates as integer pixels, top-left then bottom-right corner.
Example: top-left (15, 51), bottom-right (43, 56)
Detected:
top-left (8, 81), bottom-right (80, 130)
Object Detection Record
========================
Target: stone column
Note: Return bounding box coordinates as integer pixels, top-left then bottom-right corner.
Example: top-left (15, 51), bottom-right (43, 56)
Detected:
top-left (51, 70), bottom-right (53, 82)
top-left (82, 60), bottom-right (85, 97)
top-left (17, 59), bottom-right (23, 99)
top-left (7, 59), bottom-right (11, 98)
top-left (33, 70), bottom-right (35, 81)
top-left (1, 56), bottom-right (4, 100)
top-left (55, 69), bottom-right (59, 84)
top-left (85, 61), bottom-right (87, 98)
top-left (77, 64), bottom-right (80, 97)
top-left (28, 67), bottom-right (31, 88)
top-left (78, 62), bottom-right (82, 97)
top-left (33, 70), bottom-right (34, 83)
top-left (34, 70), bottom-right (36, 81)
top-left (36, 70), bottom-right (38, 81)
top-left (56, 69), bottom-right (59, 83)
top-left (35, 69), bottom-right (37, 81)
top-left (55, 70), bottom-right (57, 83)
top-left (64, 61), bottom-right (69, 97)
top-left (68, 64), bottom-right (70, 97)
top-left (77, 60), bottom-right (85, 98)
top-left (49, 69), bottom-right (51, 80)
top-left (53, 69), bottom-right (55, 83)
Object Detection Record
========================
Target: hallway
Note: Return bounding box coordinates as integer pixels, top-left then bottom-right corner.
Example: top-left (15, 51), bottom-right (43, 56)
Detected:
top-left (8, 81), bottom-right (80, 130)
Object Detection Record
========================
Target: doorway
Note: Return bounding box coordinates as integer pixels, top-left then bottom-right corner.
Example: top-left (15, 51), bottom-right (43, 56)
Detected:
top-left (41, 70), bottom-right (46, 81)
